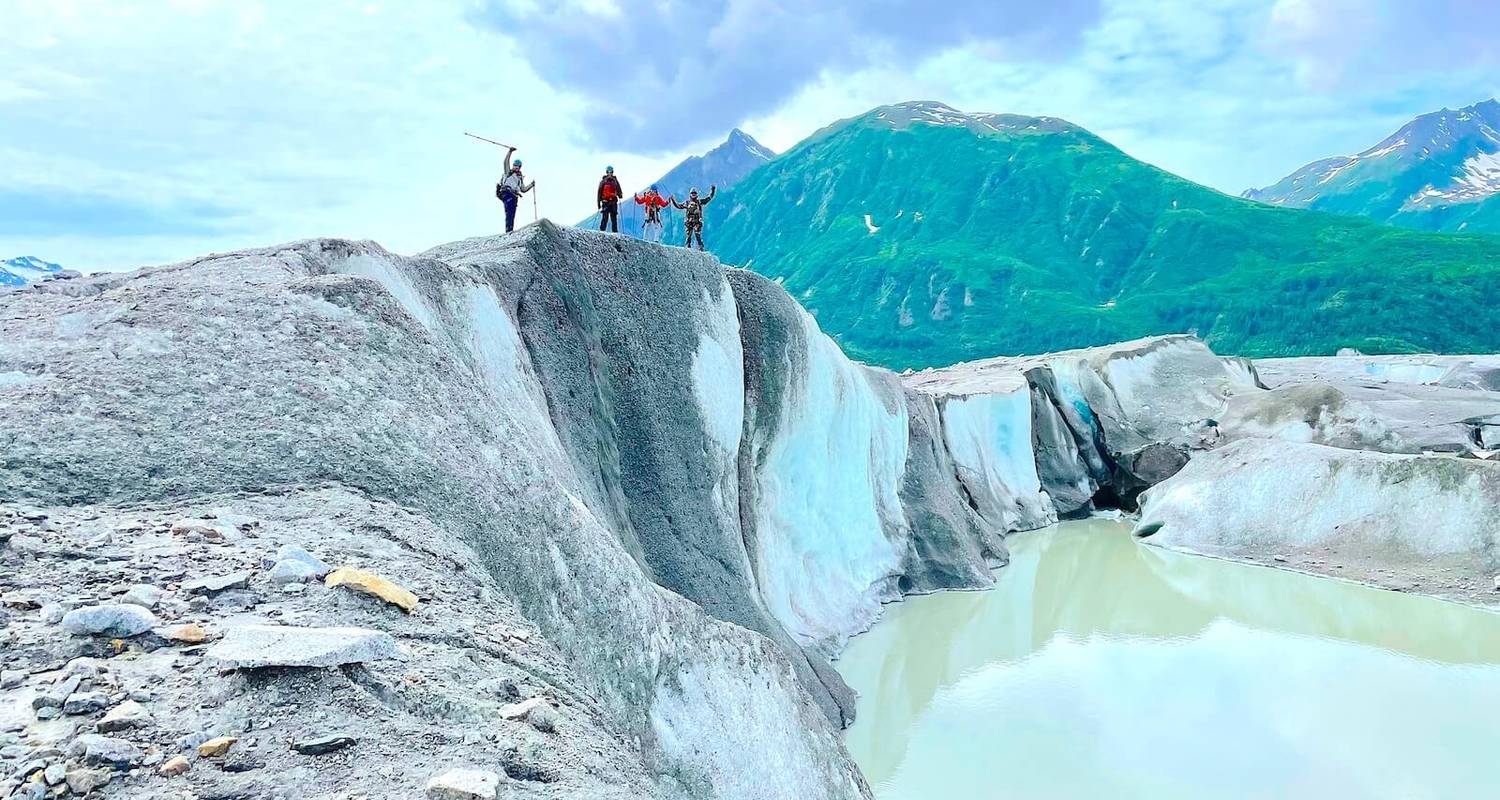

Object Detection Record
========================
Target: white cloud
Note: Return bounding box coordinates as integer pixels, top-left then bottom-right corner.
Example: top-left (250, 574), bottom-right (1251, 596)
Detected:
top-left (0, 0), bottom-right (684, 269)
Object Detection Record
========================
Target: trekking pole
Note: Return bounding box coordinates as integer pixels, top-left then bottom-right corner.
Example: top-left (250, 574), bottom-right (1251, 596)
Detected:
top-left (532, 185), bottom-right (539, 223)
top-left (464, 132), bottom-right (516, 149)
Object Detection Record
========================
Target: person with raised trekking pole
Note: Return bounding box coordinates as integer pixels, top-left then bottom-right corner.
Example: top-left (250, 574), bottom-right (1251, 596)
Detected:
top-left (634, 184), bottom-right (670, 243)
top-left (672, 185), bottom-right (716, 250)
top-left (495, 146), bottom-right (535, 234)
top-left (597, 166), bottom-right (623, 233)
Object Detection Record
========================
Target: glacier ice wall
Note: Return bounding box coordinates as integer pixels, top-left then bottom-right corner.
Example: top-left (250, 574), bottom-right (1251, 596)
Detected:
top-left (937, 386), bottom-right (1056, 532)
top-left (732, 271), bottom-right (911, 653)
top-left (0, 222), bottom-right (1268, 800)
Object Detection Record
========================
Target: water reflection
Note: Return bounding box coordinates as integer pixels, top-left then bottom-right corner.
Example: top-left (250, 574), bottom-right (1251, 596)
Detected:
top-left (838, 519), bottom-right (1500, 798)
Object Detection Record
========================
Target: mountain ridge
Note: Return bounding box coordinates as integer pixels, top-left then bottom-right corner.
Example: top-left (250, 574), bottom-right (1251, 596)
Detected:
top-left (707, 100), bottom-right (1500, 370)
top-left (1245, 98), bottom-right (1500, 233)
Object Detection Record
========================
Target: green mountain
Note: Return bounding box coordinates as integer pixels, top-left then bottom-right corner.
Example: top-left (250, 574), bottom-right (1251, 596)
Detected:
top-left (707, 101), bottom-right (1500, 370)
top-left (1245, 100), bottom-right (1500, 235)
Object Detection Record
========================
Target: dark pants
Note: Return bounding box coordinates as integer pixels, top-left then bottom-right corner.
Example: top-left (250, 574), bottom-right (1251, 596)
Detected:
top-left (599, 202), bottom-right (619, 232)
top-left (501, 192), bottom-right (519, 233)
top-left (686, 222), bottom-right (704, 250)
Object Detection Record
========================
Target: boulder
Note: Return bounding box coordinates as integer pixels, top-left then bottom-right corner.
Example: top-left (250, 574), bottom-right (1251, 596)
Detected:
top-left (207, 624), bottom-right (407, 669)
top-left (60, 604), bottom-right (158, 637)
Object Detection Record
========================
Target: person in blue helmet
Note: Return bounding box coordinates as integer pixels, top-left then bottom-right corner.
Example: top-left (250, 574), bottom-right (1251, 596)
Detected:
top-left (634, 184), bottom-right (670, 243)
top-left (597, 165), bottom-right (623, 233)
top-left (495, 146), bottom-right (534, 234)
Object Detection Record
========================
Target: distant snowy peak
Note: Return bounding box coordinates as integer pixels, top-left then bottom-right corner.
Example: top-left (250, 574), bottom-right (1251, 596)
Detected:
top-left (862, 101), bottom-right (1080, 137)
top-left (725, 128), bottom-right (776, 163)
top-left (651, 128), bottom-right (777, 197)
top-left (1, 256), bottom-right (66, 288)
top-left (1245, 98), bottom-right (1500, 211)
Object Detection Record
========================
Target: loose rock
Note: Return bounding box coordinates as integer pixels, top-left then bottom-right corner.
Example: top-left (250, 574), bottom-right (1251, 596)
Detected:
top-left (97, 699), bottom-right (150, 732)
top-left (425, 768), bottom-right (504, 800)
top-left (207, 624), bottom-right (406, 669)
top-left (72, 734), bottom-right (144, 770)
top-left (159, 622), bottom-right (210, 644)
top-left (120, 584), bottom-right (164, 610)
top-left (65, 767), bottom-right (112, 795)
top-left (158, 755), bottom-right (190, 777)
top-left (33, 675), bottom-right (82, 710)
top-left (197, 736), bottom-right (238, 757)
top-left (291, 734), bottom-right (356, 755)
top-left (0, 669), bottom-right (24, 689)
top-left (498, 696), bottom-right (547, 721)
top-left (62, 691), bottom-right (111, 715)
top-left (267, 559), bottom-right (320, 584)
top-left (267, 545), bottom-right (330, 577)
top-left (160, 622), bottom-right (211, 644)
top-left (325, 567), bottom-right (419, 613)
top-left (526, 704), bottom-right (559, 734)
top-left (61, 604), bottom-right (158, 637)
top-left (182, 571), bottom-right (252, 596)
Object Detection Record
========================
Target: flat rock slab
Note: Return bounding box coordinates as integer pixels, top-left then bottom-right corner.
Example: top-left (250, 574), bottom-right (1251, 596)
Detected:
top-left (208, 624), bottom-right (407, 669)
top-left (291, 734), bottom-right (356, 755)
top-left (182, 571), bottom-right (252, 595)
top-left (426, 768), bottom-right (504, 799)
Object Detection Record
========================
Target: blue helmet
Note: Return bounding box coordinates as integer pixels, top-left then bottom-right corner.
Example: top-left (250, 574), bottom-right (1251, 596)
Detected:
top-left (606, 165), bottom-right (615, 174)
top-left (650, 184), bottom-right (659, 192)
top-left (513, 159), bottom-right (523, 168)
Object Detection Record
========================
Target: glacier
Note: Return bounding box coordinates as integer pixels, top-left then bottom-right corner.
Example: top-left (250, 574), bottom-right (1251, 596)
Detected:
top-left (7, 221), bottom-right (1500, 799)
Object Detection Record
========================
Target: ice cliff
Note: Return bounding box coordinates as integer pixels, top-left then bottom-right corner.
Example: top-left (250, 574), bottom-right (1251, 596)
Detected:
top-left (5, 222), bottom-right (1496, 799)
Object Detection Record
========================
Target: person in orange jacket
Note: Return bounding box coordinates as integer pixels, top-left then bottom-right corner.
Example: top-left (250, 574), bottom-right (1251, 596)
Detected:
top-left (635, 184), bottom-right (670, 243)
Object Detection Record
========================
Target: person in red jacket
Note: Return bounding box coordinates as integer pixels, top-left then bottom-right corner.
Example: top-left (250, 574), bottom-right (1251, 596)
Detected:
top-left (597, 166), bottom-right (623, 233)
top-left (635, 184), bottom-right (670, 243)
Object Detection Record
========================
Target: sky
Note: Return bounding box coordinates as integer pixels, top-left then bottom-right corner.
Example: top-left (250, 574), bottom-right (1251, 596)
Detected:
top-left (2, 0), bottom-right (1498, 271)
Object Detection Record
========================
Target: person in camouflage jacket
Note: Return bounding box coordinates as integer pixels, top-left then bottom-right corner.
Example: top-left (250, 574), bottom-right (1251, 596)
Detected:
top-left (671, 185), bottom-right (716, 250)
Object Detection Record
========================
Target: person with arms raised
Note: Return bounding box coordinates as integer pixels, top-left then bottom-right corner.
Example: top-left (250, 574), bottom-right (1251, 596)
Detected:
top-left (635, 184), bottom-right (670, 243)
top-left (495, 147), bottom-right (535, 234)
top-left (672, 185), bottom-right (716, 250)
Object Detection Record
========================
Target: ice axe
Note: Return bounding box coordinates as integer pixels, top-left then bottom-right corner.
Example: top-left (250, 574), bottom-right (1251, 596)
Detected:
top-left (464, 132), bottom-right (516, 150)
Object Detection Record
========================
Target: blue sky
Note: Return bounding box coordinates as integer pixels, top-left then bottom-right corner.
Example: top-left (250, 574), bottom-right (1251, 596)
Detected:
top-left (2, 0), bottom-right (1497, 270)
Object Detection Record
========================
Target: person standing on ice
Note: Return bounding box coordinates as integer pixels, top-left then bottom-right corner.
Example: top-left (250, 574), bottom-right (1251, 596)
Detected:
top-left (496, 147), bottom-right (534, 234)
top-left (597, 166), bottom-right (623, 233)
top-left (634, 184), bottom-right (670, 243)
top-left (672, 185), bottom-right (716, 250)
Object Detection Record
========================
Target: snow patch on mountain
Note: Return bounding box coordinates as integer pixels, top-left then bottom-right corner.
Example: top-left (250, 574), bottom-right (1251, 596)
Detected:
top-left (864, 101), bottom-right (1079, 137)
